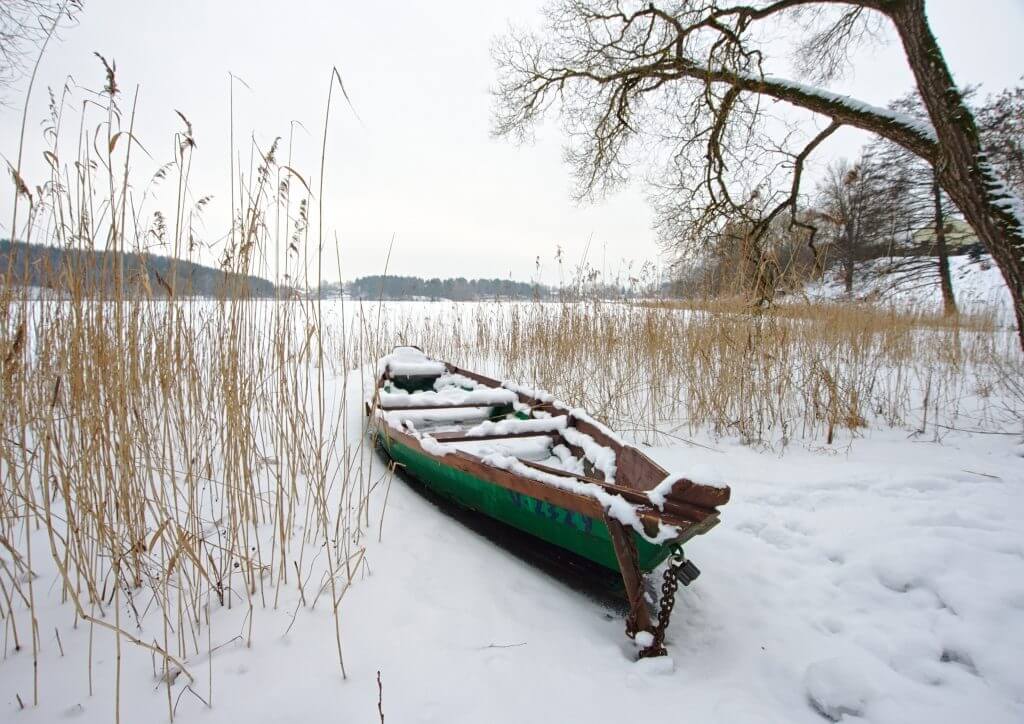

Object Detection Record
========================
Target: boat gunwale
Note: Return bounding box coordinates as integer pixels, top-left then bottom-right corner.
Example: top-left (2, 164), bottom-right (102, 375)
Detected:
top-left (376, 361), bottom-right (730, 510)
top-left (373, 405), bottom-right (720, 547)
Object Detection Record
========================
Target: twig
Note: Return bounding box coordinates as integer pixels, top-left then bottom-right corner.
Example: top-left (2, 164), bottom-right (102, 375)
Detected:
top-left (935, 424), bottom-right (1021, 436)
top-left (960, 469), bottom-right (1002, 481)
top-left (173, 685), bottom-right (210, 716)
top-left (376, 670), bottom-right (384, 724)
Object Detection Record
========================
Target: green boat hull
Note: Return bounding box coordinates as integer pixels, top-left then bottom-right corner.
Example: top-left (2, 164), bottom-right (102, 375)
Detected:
top-left (379, 436), bottom-right (675, 573)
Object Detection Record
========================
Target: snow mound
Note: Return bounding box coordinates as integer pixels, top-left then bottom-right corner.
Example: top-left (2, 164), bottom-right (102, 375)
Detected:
top-left (804, 656), bottom-right (881, 721)
top-left (377, 346), bottom-right (446, 377)
top-left (632, 655), bottom-right (675, 675)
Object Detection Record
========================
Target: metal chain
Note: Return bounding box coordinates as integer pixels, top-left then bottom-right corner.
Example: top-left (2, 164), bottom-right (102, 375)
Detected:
top-left (637, 548), bottom-right (685, 659)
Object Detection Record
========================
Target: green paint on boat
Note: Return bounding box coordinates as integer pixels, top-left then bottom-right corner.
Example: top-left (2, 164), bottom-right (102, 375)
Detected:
top-left (379, 435), bottom-right (675, 573)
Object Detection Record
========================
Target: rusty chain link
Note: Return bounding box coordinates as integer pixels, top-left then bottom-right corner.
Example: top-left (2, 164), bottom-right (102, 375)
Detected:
top-left (636, 547), bottom-right (685, 659)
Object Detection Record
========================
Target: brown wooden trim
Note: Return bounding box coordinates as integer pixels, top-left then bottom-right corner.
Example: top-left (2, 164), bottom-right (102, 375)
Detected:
top-left (567, 416), bottom-right (624, 456)
top-left (380, 360), bottom-right (731, 514)
top-left (656, 475), bottom-right (731, 508)
top-left (519, 460), bottom-right (714, 525)
top-left (447, 364), bottom-right (572, 420)
top-left (605, 515), bottom-right (653, 635)
top-left (379, 418), bottom-right (696, 537)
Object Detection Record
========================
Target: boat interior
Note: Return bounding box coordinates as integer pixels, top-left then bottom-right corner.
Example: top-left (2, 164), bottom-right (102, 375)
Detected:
top-left (380, 370), bottom-right (603, 479)
top-left (374, 355), bottom-right (730, 524)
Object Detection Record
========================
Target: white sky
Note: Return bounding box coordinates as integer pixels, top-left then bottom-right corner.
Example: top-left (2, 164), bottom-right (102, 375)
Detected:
top-left (1, 0), bottom-right (1021, 285)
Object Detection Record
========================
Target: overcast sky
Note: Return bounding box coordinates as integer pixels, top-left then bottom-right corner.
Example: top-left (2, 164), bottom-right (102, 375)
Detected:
top-left (2, 0), bottom-right (1021, 285)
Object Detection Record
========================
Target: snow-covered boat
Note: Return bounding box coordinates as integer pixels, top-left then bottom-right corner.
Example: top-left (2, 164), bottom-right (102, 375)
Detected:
top-left (368, 346), bottom-right (730, 657)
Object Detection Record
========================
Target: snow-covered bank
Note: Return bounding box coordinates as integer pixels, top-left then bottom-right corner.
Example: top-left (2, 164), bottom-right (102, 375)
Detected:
top-left (3, 390), bottom-right (1022, 723)
top-left (805, 254), bottom-right (1012, 322)
top-left (2, 300), bottom-right (1022, 724)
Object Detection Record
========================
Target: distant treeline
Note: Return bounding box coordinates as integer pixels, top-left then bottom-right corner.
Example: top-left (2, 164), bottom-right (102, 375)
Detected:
top-left (339, 275), bottom-right (550, 301)
top-left (1, 240), bottom-right (276, 298)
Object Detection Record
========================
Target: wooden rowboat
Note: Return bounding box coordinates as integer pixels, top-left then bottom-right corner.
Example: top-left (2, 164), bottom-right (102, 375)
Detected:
top-left (368, 346), bottom-right (730, 657)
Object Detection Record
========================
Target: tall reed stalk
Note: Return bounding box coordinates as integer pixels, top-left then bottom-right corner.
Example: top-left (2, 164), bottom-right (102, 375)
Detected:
top-left (1, 64), bottom-right (380, 720)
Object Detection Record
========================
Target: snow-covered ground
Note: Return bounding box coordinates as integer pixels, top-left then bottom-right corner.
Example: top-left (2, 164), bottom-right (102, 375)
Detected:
top-left (805, 254), bottom-right (1013, 322)
top-left (293, 426), bottom-right (1024, 724)
top-left (2, 301), bottom-right (1023, 724)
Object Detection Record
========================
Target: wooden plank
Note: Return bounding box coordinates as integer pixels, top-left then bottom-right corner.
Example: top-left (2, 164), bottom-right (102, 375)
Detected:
top-left (519, 460), bottom-right (715, 524)
top-left (568, 416), bottom-right (623, 456)
top-left (446, 365), bottom-right (570, 419)
top-left (612, 445), bottom-right (664, 491)
top-left (605, 515), bottom-right (653, 635)
top-left (382, 365), bottom-right (731, 509)
top-left (429, 430), bottom-right (560, 443)
top-left (617, 447), bottom-right (730, 506)
top-left (657, 475), bottom-right (731, 508)
top-left (378, 403), bottom-right (500, 412)
top-left (379, 420), bottom-right (697, 534)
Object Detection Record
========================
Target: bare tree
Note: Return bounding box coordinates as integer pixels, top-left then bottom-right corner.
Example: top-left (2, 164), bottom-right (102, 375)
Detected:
top-left (977, 81), bottom-right (1024, 200)
top-left (0, 0), bottom-right (80, 104)
top-left (813, 157), bottom-right (888, 296)
top-left (867, 94), bottom-right (959, 315)
top-left (493, 0), bottom-right (1024, 349)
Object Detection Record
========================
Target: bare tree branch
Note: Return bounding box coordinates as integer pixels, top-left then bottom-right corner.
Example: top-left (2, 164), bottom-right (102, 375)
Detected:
top-left (0, 0), bottom-right (81, 104)
top-left (493, 0), bottom-right (1024, 348)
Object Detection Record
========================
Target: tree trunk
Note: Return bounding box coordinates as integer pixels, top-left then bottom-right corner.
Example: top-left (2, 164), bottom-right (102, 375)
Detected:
top-left (892, 0), bottom-right (1024, 348)
top-left (932, 177), bottom-right (958, 316)
top-left (843, 228), bottom-right (855, 295)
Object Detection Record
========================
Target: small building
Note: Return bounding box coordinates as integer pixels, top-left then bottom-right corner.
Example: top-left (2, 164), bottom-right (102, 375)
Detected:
top-left (911, 218), bottom-right (980, 253)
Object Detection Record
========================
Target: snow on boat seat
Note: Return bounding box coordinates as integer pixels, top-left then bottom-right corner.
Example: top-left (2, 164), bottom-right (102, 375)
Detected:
top-left (432, 435), bottom-right (556, 463)
top-left (378, 346), bottom-right (447, 378)
top-left (382, 407), bottom-right (497, 434)
top-left (378, 387), bottom-right (518, 410)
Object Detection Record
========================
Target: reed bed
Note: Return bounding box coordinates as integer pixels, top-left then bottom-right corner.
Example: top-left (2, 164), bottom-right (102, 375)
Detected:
top-left (359, 299), bottom-right (1022, 447)
top-left (1, 70), bottom-right (383, 720)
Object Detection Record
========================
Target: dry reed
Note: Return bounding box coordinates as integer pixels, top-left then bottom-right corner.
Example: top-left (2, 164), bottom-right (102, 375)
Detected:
top-left (1, 63), bottom-right (382, 720)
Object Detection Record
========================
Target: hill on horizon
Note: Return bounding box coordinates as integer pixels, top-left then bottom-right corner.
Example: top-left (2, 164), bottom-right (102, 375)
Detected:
top-left (1, 240), bottom-right (277, 299)
top-left (333, 274), bottom-right (550, 301)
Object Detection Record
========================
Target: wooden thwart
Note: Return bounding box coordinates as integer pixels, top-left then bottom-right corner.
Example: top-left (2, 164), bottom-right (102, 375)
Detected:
top-left (378, 403), bottom-right (503, 412)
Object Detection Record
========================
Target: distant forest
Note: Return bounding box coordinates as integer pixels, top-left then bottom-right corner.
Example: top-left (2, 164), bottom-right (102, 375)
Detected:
top-left (338, 275), bottom-right (550, 301)
top-left (0, 240), bottom-right (276, 298)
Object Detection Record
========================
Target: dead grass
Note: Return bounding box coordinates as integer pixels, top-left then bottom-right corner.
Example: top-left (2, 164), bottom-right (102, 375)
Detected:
top-left (0, 67), bottom-right (379, 719)
top-left (360, 298), bottom-right (1022, 447)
